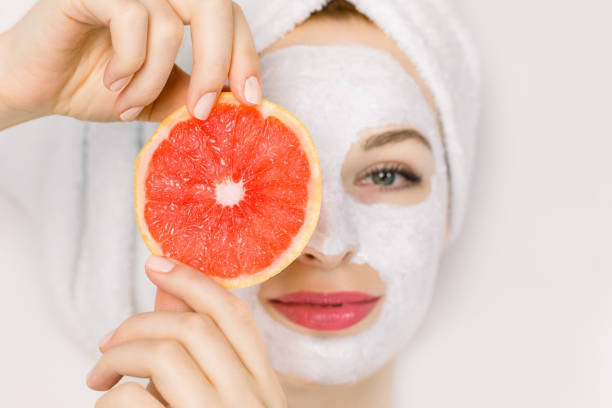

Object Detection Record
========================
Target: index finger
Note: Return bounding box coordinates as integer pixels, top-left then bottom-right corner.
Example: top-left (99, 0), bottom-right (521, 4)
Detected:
top-left (167, 0), bottom-right (234, 119)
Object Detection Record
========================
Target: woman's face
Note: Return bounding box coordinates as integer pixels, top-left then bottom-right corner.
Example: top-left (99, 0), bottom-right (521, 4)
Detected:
top-left (259, 125), bottom-right (436, 337)
top-left (232, 15), bottom-right (449, 384)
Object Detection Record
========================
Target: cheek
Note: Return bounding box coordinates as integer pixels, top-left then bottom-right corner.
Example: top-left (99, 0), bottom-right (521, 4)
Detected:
top-left (345, 184), bottom-right (447, 282)
top-left (349, 201), bottom-right (445, 350)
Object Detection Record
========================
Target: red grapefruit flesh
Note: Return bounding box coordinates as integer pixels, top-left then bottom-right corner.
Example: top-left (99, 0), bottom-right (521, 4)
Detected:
top-left (134, 93), bottom-right (321, 288)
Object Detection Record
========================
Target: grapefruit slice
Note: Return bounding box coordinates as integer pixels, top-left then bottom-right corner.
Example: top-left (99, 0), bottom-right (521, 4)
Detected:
top-left (134, 92), bottom-right (321, 288)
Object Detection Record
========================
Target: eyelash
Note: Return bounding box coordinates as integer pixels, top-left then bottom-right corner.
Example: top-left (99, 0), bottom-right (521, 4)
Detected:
top-left (356, 163), bottom-right (422, 191)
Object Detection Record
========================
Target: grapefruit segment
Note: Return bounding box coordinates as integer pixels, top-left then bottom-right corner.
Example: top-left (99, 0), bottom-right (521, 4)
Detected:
top-left (134, 93), bottom-right (321, 288)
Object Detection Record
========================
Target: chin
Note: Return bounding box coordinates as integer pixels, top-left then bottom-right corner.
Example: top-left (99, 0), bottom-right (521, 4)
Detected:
top-left (231, 271), bottom-right (438, 385)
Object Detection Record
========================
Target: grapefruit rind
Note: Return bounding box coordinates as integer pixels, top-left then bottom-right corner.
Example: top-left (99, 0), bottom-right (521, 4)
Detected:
top-left (134, 92), bottom-right (321, 288)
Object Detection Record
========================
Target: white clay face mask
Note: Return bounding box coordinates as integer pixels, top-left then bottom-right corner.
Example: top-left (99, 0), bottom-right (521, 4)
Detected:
top-left (231, 45), bottom-right (449, 384)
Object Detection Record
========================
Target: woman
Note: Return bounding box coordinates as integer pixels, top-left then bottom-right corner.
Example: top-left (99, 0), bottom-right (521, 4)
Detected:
top-left (0, 0), bottom-right (479, 406)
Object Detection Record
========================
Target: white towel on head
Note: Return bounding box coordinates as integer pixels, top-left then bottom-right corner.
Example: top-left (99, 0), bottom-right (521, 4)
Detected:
top-left (0, 0), bottom-right (479, 367)
top-left (236, 0), bottom-right (481, 241)
top-left (0, 117), bottom-right (156, 355)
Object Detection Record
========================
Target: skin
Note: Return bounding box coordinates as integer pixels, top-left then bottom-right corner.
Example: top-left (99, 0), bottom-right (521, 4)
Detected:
top-left (0, 0), bottom-right (261, 129)
top-left (0, 4), bottom-right (444, 408)
top-left (258, 14), bottom-right (441, 407)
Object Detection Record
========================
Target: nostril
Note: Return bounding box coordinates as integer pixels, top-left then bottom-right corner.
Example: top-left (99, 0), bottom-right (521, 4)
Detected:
top-left (340, 245), bottom-right (358, 264)
top-left (298, 246), bottom-right (357, 268)
top-left (300, 250), bottom-right (323, 265)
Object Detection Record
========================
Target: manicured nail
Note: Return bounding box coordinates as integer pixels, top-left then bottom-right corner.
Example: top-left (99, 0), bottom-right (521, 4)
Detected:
top-left (86, 366), bottom-right (96, 388)
top-left (193, 92), bottom-right (217, 120)
top-left (244, 76), bottom-right (261, 105)
top-left (119, 106), bottom-right (143, 121)
top-left (146, 255), bottom-right (175, 273)
top-left (98, 329), bottom-right (116, 350)
top-left (109, 76), bottom-right (130, 92)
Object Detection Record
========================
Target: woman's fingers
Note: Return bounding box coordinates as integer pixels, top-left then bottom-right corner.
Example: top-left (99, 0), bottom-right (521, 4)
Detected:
top-left (88, 339), bottom-right (222, 407)
top-left (99, 311), bottom-right (263, 406)
top-left (81, 0), bottom-right (259, 121)
top-left (79, 0), bottom-right (149, 92)
top-left (146, 381), bottom-right (169, 406)
top-left (228, 2), bottom-right (262, 106)
top-left (103, 3), bottom-right (148, 93)
top-left (95, 381), bottom-right (164, 408)
top-left (148, 0), bottom-right (261, 120)
top-left (144, 256), bottom-right (284, 402)
top-left (169, 0), bottom-right (234, 119)
top-left (144, 65), bottom-right (190, 122)
top-left (114, 0), bottom-right (184, 120)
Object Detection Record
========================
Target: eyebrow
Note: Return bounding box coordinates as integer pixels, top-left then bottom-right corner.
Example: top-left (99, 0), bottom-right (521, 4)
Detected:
top-left (362, 129), bottom-right (431, 151)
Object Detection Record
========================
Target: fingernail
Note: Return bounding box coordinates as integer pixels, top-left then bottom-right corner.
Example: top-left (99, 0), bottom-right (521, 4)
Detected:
top-left (98, 329), bottom-right (116, 350)
top-left (86, 366), bottom-right (96, 388)
top-left (193, 92), bottom-right (217, 120)
top-left (244, 76), bottom-right (261, 105)
top-left (119, 106), bottom-right (143, 121)
top-left (146, 255), bottom-right (175, 273)
top-left (109, 76), bottom-right (130, 92)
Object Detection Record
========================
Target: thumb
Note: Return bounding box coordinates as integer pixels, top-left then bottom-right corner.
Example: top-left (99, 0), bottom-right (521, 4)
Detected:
top-left (149, 260), bottom-right (193, 406)
top-left (144, 65), bottom-right (190, 122)
top-left (154, 287), bottom-right (193, 312)
top-left (145, 65), bottom-right (232, 122)
top-left (147, 255), bottom-right (193, 312)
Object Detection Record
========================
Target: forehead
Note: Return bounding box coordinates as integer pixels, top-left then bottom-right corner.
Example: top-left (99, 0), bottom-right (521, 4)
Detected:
top-left (259, 45), bottom-right (440, 155)
top-left (262, 14), bottom-right (438, 112)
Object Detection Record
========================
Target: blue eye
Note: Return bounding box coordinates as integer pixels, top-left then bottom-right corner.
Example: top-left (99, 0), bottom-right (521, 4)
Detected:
top-left (358, 163), bottom-right (422, 190)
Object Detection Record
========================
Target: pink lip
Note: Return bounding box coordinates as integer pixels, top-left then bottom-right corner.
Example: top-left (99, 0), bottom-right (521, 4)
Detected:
top-left (269, 291), bottom-right (381, 331)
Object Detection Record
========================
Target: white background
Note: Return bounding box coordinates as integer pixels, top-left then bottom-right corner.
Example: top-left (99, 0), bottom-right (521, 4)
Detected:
top-left (1, 0), bottom-right (611, 406)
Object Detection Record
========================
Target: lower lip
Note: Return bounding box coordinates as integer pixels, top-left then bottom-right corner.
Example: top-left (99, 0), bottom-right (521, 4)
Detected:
top-left (269, 291), bottom-right (381, 331)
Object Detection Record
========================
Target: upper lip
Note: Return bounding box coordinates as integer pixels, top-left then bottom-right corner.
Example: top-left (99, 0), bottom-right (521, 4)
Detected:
top-left (269, 290), bottom-right (381, 305)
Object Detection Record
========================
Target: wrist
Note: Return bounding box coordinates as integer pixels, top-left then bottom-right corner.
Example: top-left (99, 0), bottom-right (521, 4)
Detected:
top-left (0, 30), bottom-right (40, 130)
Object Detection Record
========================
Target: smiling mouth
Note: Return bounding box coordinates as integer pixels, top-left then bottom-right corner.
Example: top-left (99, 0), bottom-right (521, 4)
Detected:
top-left (268, 291), bottom-right (382, 331)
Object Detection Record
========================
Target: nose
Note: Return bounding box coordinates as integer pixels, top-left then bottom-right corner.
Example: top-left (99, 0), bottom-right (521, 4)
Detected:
top-left (297, 245), bottom-right (358, 269)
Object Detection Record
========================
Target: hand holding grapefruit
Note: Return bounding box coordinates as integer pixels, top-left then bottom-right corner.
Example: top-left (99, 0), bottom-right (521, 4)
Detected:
top-left (134, 93), bottom-right (321, 288)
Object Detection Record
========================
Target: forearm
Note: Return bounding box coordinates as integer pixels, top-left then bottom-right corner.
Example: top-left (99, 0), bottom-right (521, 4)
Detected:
top-left (0, 30), bottom-right (39, 130)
